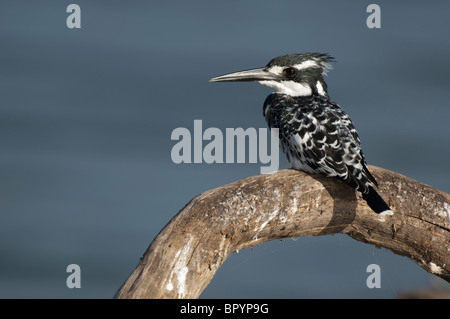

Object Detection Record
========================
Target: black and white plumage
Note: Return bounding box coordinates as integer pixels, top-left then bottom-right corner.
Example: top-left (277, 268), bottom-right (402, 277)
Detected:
top-left (210, 53), bottom-right (393, 215)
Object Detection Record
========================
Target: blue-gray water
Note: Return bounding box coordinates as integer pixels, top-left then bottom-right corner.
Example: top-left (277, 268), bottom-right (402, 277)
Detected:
top-left (0, 1), bottom-right (449, 298)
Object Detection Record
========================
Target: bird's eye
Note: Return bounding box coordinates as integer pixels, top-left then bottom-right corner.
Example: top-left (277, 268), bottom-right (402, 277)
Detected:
top-left (284, 67), bottom-right (297, 77)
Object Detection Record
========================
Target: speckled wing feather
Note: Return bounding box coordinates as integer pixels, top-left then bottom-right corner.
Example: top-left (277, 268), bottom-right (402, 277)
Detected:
top-left (264, 93), bottom-right (391, 214)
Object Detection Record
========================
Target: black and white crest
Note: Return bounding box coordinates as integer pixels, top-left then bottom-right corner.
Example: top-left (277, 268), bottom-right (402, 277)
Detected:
top-left (210, 53), bottom-right (393, 215)
top-left (261, 53), bottom-right (334, 97)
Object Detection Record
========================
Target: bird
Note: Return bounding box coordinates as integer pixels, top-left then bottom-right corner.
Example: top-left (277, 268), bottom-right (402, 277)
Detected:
top-left (210, 53), bottom-right (393, 215)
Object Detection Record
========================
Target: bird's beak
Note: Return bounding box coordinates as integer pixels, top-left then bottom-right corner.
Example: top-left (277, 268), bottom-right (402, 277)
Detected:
top-left (209, 67), bottom-right (280, 82)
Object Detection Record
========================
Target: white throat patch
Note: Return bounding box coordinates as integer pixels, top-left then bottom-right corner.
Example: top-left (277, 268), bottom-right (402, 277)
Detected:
top-left (259, 80), bottom-right (312, 97)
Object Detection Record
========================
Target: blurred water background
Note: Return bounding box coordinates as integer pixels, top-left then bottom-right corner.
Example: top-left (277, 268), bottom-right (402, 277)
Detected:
top-left (0, 1), bottom-right (449, 298)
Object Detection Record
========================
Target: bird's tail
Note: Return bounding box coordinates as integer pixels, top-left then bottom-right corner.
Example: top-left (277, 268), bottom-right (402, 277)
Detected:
top-left (361, 186), bottom-right (393, 215)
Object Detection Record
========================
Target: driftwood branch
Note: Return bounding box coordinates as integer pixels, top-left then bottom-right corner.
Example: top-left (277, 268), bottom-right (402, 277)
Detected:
top-left (115, 166), bottom-right (450, 299)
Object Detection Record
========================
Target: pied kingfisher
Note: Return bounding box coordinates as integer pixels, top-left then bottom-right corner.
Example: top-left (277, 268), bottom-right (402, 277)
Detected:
top-left (210, 53), bottom-right (393, 215)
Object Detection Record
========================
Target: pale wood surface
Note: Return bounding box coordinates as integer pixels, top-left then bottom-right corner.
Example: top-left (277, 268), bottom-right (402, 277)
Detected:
top-left (115, 166), bottom-right (450, 299)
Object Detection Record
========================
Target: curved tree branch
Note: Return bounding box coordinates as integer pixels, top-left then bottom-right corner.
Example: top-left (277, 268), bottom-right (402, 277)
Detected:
top-left (115, 166), bottom-right (450, 299)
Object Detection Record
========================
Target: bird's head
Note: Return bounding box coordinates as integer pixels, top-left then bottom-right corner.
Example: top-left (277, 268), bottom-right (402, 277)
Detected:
top-left (210, 53), bottom-right (334, 97)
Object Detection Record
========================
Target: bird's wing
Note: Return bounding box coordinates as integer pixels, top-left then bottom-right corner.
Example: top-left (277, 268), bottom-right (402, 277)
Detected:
top-left (302, 101), bottom-right (376, 194)
top-left (327, 103), bottom-right (378, 192)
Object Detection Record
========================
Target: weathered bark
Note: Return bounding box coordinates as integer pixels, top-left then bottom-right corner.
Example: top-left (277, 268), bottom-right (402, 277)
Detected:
top-left (115, 166), bottom-right (450, 299)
